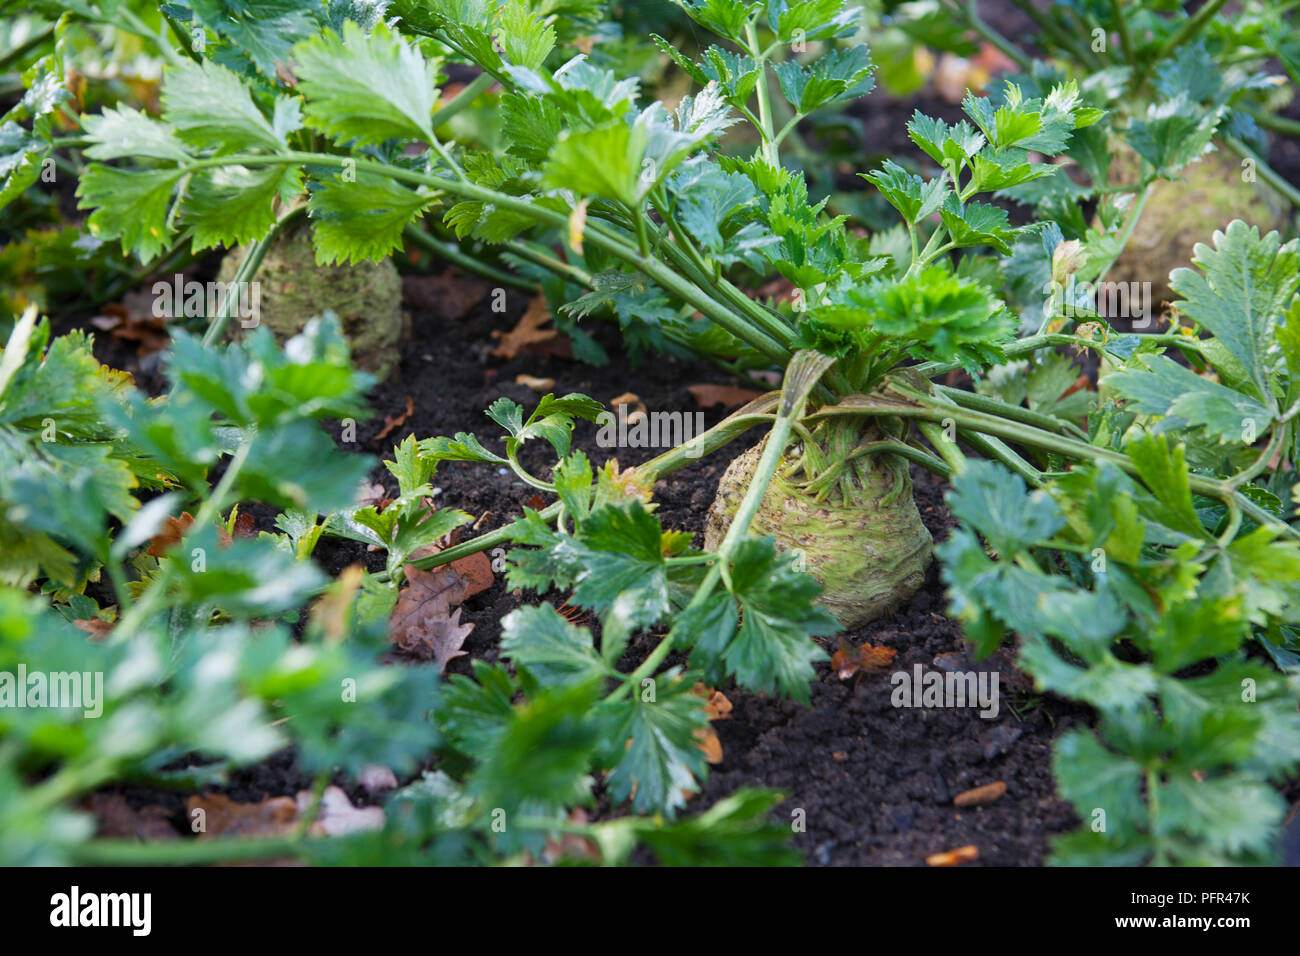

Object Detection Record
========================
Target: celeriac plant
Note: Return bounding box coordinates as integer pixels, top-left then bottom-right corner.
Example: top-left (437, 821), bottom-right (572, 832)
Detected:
top-left (6, 0), bottom-right (1300, 864)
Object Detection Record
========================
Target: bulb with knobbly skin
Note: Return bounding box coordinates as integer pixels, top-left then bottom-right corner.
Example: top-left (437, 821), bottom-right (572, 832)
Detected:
top-left (218, 223), bottom-right (406, 381)
top-left (705, 436), bottom-right (932, 630)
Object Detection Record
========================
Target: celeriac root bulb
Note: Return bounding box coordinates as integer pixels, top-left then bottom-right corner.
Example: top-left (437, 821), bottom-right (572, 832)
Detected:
top-left (705, 436), bottom-right (932, 630)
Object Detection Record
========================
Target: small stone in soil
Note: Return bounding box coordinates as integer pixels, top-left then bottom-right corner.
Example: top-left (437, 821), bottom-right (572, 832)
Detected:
top-left (888, 805), bottom-right (916, 833)
top-left (980, 724), bottom-right (1023, 760)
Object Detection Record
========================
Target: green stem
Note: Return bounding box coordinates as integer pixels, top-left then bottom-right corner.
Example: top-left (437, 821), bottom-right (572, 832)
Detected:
top-left (1223, 135), bottom-right (1300, 210)
top-left (502, 239), bottom-right (594, 288)
top-left (745, 22), bottom-right (780, 167)
top-left (1110, 0), bottom-right (1136, 66)
top-left (403, 224), bottom-right (534, 290)
top-left (917, 421), bottom-right (967, 475)
top-left (429, 71), bottom-right (495, 130)
top-left (934, 383), bottom-right (1091, 440)
top-left (952, 0), bottom-right (1034, 72)
top-left (1227, 427), bottom-right (1285, 490)
top-left (201, 204), bottom-right (304, 347)
top-left (1094, 179), bottom-right (1152, 286)
top-left (72, 835), bottom-right (306, 866)
top-left (1241, 108), bottom-right (1300, 138)
top-left (961, 429), bottom-right (1044, 484)
top-left (1146, 767), bottom-right (1166, 866)
top-left (817, 383), bottom-right (1298, 539)
top-left (715, 353), bottom-right (835, 574)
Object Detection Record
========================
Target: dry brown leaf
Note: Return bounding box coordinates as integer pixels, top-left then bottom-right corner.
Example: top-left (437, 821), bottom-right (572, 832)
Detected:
top-left (187, 793), bottom-right (299, 838)
top-left (354, 480), bottom-right (388, 509)
top-left (371, 395), bottom-right (415, 446)
top-left (831, 640), bottom-right (897, 681)
top-left (402, 273), bottom-right (488, 321)
top-left (147, 512), bottom-right (197, 557)
top-left (89, 290), bottom-right (171, 357)
top-left (86, 794), bottom-right (178, 841)
top-left (230, 511), bottom-right (256, 538)
top-left (542, 809), bottom-right (601, 864)
top-left (695, 726), bottom-right (724, 764)
top-left (691, 683), bottom-right (732, 721)
top-left (389, 562), bottom-right (489, 671)
top-left (73, 617), bottom-right (115, 640)
top-left (147, 511), bottom-right (249, 557)
top-left (687, 383), bottom-right (763, 408)
top-left (491, 297), bottom-right (558, 359)
top-left (516, 373), bottom-right (556, 393)
top-left (953, 781), bottom-right (1007, 807)
top-left (926, 845), bottom-right (979, 866)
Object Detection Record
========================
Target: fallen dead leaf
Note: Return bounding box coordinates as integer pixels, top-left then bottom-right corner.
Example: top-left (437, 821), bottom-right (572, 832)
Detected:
top-left (692, 683), bottom-right (733, 721)
top-left (542, 808), bottom-right (601, 864)
top-left (389, 556), bottom-right (493, 671)
top-left (147, 511), bottom-right (251, 557)
top-left (491, 296), bottom-right (558, 359)
top-left (402, 273), bottom-right (488, 322)
top-left (831, 640), bottom-right (897, 681)
top-left (354, 480), bottom-right (388, 509)
top-left (86, 794), bottom-right (178, 841)
top-left (230, 511), bottom-right (256, 538)
top-left (926, 844), bottom-right (979, 866)
top-left (695, 726), bottom-right (724, 764)
top-left (1060, 373), bottom-right (1093, 399)
top-left (687, 383), bottom-right (763, 408)
top-left (187, 793), bottom-right (299, 838)
top-left (371, 395), bottom-right (415, 446)
top-left (516, 373), bottom-right (556, 393)
top-left (89, 290), bottom-right (171, 357)
top-left (73, 617), bottom-right (115, 640)
top-left (954, 781), bottom-right (1007, 808)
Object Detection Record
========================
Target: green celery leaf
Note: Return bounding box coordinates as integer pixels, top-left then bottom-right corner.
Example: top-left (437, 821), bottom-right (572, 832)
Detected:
top-left (294, 20), bottom-right (440, 146)
top-left (309, 173), bottom-right (438, 265)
